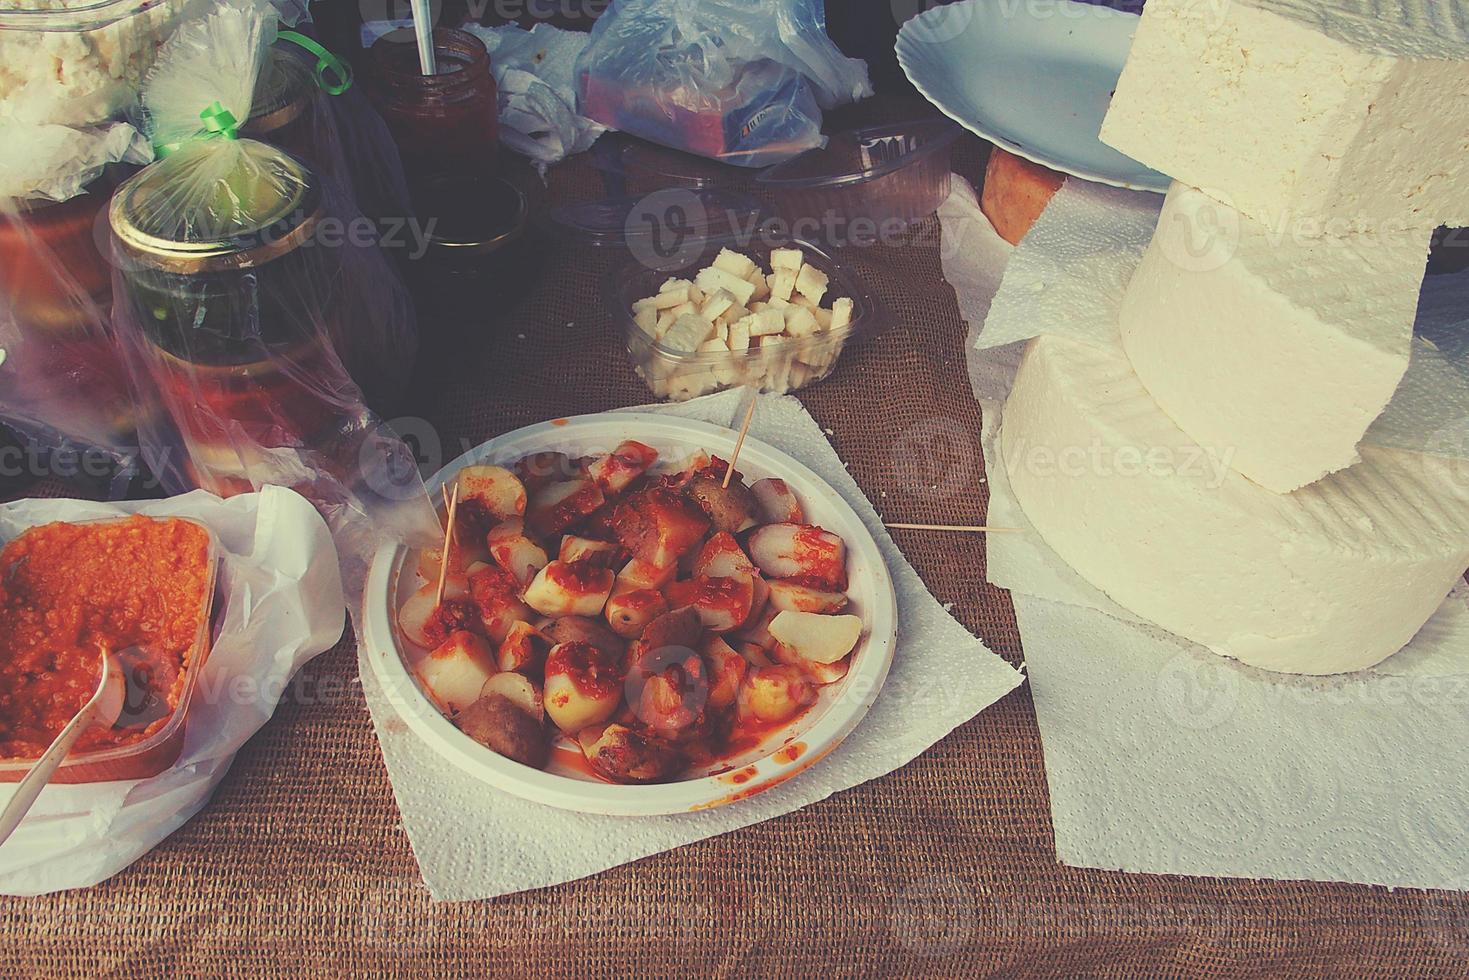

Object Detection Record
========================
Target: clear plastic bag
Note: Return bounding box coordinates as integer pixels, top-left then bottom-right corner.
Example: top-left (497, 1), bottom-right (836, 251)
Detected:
top-left (108, 0), bottom-right (437, 594)
top-left (575, 0), bottom-right (873, 167)
top-left (0, 122), bottom-right (154, 491)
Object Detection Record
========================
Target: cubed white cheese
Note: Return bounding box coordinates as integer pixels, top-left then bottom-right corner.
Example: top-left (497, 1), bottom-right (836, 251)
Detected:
top-left (711, 248), bottom-right (758, 279)
top-left (749, 308), bottom-right (786, 336)
top-left (1119, 182), bottom-right (1429, 492)
top-left (794, 264), bottom-right (829, 305)
top-left (1001, 331), bottom-right (1469, 675)
top-left (745, 268), bottom-right (771, 302)
top-left (697, 338), bottom-right (729, 353)
top-left (768, 270), bottom-right (796, 302)
top-left (660, 278), bottom-right (693, 294)
top-left (1099, 0), bottom-right (1469, 228)
top-left (829, 296), bottom-right (853, 332)
top-left (770, 247), bottom-right (804, 272)
top-left (634, 304), bottom-right (658, 335)
top-left (662, 313), bottom-right (715, 352)
top-left (695, 266), bottom-right (756, 306)
top-left (700, 288), bottom-right (737, 323)
top-left (783, 304), bottom-right (820, 338)
top-left (650, 287), bottom-right (689, 310)
top-left (728, 319), bottom-right (751, 352)
top-left (811, 306), bottom-right (833, 331)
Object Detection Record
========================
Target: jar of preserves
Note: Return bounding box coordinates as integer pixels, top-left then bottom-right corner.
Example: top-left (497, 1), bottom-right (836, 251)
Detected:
top-left (242, 44), bottom-right (316, 161)
top-left (108, 142), bottom-right (343, 493)
top-left (0, 182), bottom-right (115, 333)
top-left (365, 27), bottom-right (499, 185)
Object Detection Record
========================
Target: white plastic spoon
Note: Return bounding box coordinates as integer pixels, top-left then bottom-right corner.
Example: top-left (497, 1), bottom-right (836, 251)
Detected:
top-left (0, 650), bottom-right (126, 846)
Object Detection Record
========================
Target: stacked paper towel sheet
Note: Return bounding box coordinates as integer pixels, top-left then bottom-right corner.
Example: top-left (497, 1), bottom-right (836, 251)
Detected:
top-left (994, 0), bottom-right (1469, 675)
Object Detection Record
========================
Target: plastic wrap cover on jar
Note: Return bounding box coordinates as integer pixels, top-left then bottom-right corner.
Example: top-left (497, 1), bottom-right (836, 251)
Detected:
top-left (113, 0), bottom-right (438, 604)
top-left (0, 123), bottom-right (157, 483)
top-left (244, 35), bottom-right (416, 247)
top-left (137, 0), bottom-right (418, 410)
top-left (108, 139), bottom-right (438, 601)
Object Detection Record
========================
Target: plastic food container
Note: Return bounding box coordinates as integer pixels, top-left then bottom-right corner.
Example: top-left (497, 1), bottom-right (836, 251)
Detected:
top-left (589, 134), bottom-right (748, 197)
top-left (0, 516), bottom-right (219, 784)
top-left (608, 238), bottom-right (880, 401)
top-left (547, 187), bottom-right (763, 259)
top-left (0, 0), bottom-right (198, 127)
top-left (755, 119), bottom-right (960, 245)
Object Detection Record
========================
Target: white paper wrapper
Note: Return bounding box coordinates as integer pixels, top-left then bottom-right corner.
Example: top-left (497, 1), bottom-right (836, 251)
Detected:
top-left (940, 176), bottom-right (1469, 890)
top-left (0, 121), bottom-right (151, 203)
top-left (359, 389), bottom-right (1024, 902)
top-left (461, 23), bottom-right (606, 169)
top-left (0, 487), bottom-right (347, 896)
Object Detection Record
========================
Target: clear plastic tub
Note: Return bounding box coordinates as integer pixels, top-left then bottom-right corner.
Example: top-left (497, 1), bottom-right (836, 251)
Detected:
top-left (0, 515), bottom-right (219, 784)
top-left (0, 0), bottom-right (200, 127)
top-left (755, 118), bottom-right (960, 245)
top-left (609, 237), bottom-right (881, 401)
top-left (589, 134), bottom-right (749, 197)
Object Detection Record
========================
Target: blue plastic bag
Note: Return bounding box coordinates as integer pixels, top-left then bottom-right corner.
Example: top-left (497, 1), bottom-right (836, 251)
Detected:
top-left (576, 0), bottom-right (872, 167)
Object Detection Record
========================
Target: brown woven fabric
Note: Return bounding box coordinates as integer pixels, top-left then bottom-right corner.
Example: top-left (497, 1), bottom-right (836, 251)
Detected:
top-left (4, 98), bottom-right (1468, 979)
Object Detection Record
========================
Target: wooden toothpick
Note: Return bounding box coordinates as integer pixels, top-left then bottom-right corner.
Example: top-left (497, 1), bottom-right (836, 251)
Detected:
top-left (434, 480), bottom-right (461, 606)
top-left (885, 522), bottom-right (1023, 533)
top-left (723, 395), bottom-right (758, 489)
top-left (441, 483), bottom-right (458, 546)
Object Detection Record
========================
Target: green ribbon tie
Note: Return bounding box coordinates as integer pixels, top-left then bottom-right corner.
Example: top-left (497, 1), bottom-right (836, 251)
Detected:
top-left (198, 101), bottom-right (240, 140)
top-left (278, 30), bottom-right (354, 96)
top-left (153, 101), bottom-right (240, 157)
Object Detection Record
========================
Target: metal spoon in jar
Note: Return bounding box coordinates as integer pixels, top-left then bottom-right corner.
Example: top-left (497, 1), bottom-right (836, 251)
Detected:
top-left (0, 650), bottom-right (126, 846)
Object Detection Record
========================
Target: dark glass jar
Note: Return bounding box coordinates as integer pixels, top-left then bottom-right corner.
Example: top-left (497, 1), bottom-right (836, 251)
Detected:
top-left (0, 181), bottom-right (115, 334)
top-left (243, 45), bottom-right (316, 164)
top-left (409, 173), bottom-right (541, 330)
top-left (365, 27), bottom-right (499, 186)
top-left (109, 143), bottom-right (343, 489)
top-left (110, 143), bottom-right (335, 366)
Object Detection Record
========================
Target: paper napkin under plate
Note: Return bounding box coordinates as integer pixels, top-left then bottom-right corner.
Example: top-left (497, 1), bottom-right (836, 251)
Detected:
top-left (359, 388), bottom-right (1024, 902)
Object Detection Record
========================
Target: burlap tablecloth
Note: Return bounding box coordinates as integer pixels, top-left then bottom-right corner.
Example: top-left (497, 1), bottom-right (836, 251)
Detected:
top-left (5, 99), bottom-right (1467, 978)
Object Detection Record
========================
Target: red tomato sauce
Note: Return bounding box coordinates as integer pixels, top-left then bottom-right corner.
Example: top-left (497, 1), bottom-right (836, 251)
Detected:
top-left (0, 517), bottom-right (212, 759)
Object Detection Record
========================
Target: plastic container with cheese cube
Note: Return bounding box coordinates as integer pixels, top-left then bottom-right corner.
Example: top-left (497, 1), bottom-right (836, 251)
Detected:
top-left (0, 0), bottom-right (200, 127)
top-left (609, 239), bottom-right (879, 401)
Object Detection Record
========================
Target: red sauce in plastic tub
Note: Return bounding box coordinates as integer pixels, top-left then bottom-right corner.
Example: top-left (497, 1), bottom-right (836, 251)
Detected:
top-left (0, 516), bottom-right (217, 781)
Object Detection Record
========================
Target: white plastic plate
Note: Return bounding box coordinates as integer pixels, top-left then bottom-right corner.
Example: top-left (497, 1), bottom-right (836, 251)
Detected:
top-left (361, 412), bottom-right (899, 815)
top-left (896, 0), bottom-right (1169, 193)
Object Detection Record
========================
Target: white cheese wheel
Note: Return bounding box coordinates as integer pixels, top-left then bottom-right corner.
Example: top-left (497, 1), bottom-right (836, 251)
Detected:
top-left (1119, 182), bottom-right (1431, 493)
top-left (1000, 332), bottom-right (1469, 675)
top-left (1099, 0), bottom-right (1469, 229)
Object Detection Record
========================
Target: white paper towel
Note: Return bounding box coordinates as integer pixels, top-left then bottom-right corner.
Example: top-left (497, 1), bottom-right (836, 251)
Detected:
top-left (940, 176), bottom-right (1469, 890)
top-left (0, 487), bottom-right (347, 896)
top-left (359, 389), bottom-right (1025, 902)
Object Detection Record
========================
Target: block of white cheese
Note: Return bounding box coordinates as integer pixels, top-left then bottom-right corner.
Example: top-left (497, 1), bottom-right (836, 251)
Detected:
top-left (1099, 0), bottom-right (1469, 229)
top-left (1119, 182), bottom-right (1431, 492)
top-left (1000, 332), bottom-right (1469, 675)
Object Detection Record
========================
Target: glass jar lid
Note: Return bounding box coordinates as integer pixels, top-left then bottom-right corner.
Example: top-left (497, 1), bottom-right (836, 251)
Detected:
top-left (244, 46), bottom-right (315, 139)
top-left (110, 141), bottom-right (322, 274)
